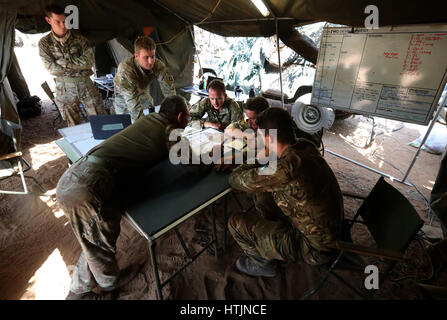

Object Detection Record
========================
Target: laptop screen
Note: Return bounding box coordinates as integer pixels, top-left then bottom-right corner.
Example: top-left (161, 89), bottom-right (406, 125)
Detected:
top-left (88, 114), bottom-right (131, 140)
top-left (206, 76), bottom-right (223, 89)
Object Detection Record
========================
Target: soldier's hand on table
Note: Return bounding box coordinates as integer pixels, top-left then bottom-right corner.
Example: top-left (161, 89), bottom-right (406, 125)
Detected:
top-left (215, 162), bottom-right (237, 172)
top-left (204, 121), bottom-right (224, 131)
top-left (244, 132), bottom-right (257, 149)
top-left (214, 154), bottom-right (237, 172)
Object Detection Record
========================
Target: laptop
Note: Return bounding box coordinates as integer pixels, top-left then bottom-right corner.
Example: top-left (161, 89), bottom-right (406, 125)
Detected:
top-left (88, 114), bottom-right (131, 140)
top-left (206, 76), bottom-right (223, 89)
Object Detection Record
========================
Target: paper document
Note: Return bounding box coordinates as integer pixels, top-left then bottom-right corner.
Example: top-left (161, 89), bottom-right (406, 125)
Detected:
top-left (73, 137), bottom-right (104, 155)
top-left (223, 138), bottom-right (246, 151)
top-left (184, 128), bottom-right (224, 155)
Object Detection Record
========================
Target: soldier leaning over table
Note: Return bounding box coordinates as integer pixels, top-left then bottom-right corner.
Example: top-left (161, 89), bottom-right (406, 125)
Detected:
top-left (113, 36), bottom-right (176, 122)
top-left (56, 95), bottom-right (206, 300)
top-left (39, 4), bottom-right (105, 126)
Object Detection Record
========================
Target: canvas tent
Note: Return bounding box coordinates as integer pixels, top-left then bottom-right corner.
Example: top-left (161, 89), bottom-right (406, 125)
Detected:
top-left (1, 0), bottom-right (447, 147)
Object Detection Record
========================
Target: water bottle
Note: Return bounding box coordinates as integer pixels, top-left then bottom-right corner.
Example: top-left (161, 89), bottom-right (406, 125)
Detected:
top-left (249, 88), bottom-right (255, 98)
top-left (235, 85), bottom-right (242, 100)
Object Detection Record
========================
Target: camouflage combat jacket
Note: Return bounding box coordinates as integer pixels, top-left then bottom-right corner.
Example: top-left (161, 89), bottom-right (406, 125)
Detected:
top-left (227, 116), bottom-right (322, 148)
top-left (114, 57), bottom-right (176, 111)
top-left (189, 98), bottom-right (243, 128)
top-left (38, 30), bottom-right (94, 78)
top-left (229, 139), bottom-right (344, 263)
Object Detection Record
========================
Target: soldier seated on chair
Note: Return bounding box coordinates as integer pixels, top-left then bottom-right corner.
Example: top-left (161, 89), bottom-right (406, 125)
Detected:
top-left (39, 4), bottom-right (106, 127)
top-left (189, 79), bottom-right (243, 131)
top-left (227, 107), bottom-right (344, 277)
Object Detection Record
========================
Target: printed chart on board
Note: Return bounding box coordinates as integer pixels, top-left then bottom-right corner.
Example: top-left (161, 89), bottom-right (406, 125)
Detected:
top-left (311, 25), bottom-right (447, 125)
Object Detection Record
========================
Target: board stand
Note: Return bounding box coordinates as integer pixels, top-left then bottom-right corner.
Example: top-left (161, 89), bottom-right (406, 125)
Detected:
top-left (326, 92), bottom-right (447, 188)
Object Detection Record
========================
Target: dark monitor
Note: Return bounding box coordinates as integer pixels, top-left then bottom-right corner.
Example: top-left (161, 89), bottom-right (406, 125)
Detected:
top-left (89, 114), bottom-right (131, 140)
top-left (206, 76), bottom-right (223, 89)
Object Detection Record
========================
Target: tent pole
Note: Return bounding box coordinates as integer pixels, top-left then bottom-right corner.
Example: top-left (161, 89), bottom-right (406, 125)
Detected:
top-left (261, 0), bottom-right (284, 107)
top-left (188, 26), bottom-right (204, 81)
top-left (275, 18), bottom-right (284, 108)
top-left (400, 92), bottom-right (447, 183)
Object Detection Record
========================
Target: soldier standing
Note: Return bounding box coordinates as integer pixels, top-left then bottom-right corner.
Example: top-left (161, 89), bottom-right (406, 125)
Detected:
top-left (227, 107), bottom-right (344, 277)
top-left (39, 4), bottom-right (105, 126)
top-left (113, 36), bottom-right (176, 122)
top-left (189, 79), bottom-right (243, 131)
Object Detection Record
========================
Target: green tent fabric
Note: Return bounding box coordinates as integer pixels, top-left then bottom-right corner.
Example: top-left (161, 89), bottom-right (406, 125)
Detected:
top-left (4, 0), bottom-right (447, 122)
top-left (1, 6), bottom-right (18, 123)
top-left (0, 6), bottom-right (21, 154)
top-left (10, 0), bottom-right (447, 81)
top-left (13, 0), bottom-right (195, 91)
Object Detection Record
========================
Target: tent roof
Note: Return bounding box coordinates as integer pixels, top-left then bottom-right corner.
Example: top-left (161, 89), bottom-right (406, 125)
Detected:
top-left (9, 0), bottom-right (446, 65)
top-left (11, 0), bottom-right (447, 38)
top-left (156, 0), bottom-right (447, 37)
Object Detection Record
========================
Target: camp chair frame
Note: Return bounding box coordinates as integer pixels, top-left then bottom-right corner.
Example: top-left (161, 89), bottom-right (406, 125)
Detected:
top-left (41, 81), bottom-right (90, 130)
top-left (41, 81), bottom-right (65, 130)
top-left (301, 176), bottom-right (424, 300)
top-left (0, 150), bottom-right (46, 196)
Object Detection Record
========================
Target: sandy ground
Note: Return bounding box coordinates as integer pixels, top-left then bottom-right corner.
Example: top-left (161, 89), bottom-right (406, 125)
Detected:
top-left (0, 98), bottom-right (446, 300)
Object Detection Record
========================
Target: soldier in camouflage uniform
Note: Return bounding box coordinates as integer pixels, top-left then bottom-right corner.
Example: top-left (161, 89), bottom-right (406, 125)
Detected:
top-left (225, 96), bottom-right (323, 149)
top-left (113, 36), bottom-right (176, 122)
top-left (39, 5), bottom-right (105, 127)
top-left (189, 79), bottom-right (243, 130)
top-left (227, 107), bottom-right (344, 277)
top-left (56, 95), bottom-right (192, 299)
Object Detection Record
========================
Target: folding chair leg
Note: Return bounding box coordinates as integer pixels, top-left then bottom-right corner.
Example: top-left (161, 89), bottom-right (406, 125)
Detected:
top-left (24, 176), bottom-right (46, 193)
top-left (53, 113), bottom-right (62, 130)
top-left (17, 157), bottom-right (28, 193)
top-left (210, 204), bottom-right (219, 259)
top-left (301, 251), bottom-right (344, 300)
top-left (223, 194), bottom-right (228, 251)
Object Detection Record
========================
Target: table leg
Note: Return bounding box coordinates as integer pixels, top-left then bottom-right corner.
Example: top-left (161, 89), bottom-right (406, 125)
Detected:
top-left (223, 194), bottom-right (228, 251)
top-left (210, 204), bottom-right (218, 259)
top-left (149, 239), bottom-right (163, 300)
top-left (175, 227), bottom-right (193, 260)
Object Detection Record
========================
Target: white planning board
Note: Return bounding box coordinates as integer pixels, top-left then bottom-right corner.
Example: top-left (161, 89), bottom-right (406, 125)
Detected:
top-left (311, 24), bottom-right (447, 125)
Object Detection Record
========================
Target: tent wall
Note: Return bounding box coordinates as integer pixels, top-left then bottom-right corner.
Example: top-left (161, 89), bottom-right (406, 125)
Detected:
top-left (7, 51), bottom-right (31, 101)
top-left (0, 6), bottom-right (21, 151)
top-left (14, 0), bottom-right (195, 92)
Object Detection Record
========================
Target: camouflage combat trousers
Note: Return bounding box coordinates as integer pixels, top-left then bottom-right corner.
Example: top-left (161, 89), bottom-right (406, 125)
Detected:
top-left (229, 192), bottom-right (334, 266)
top-left (228, 192), bottom-right (301, 264)
top-left (55, 77), bottom-right (106, 126)
top-left (56, 156), bottom-right (121, 293)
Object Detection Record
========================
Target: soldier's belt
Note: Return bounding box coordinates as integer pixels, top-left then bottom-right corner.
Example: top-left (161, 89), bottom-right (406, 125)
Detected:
top-left (55, 76), bottom-right (91, 83)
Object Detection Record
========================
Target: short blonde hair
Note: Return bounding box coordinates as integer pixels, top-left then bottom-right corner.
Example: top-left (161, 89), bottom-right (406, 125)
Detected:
top-left (207, 79), bottom-right (226, 94)
top-left (134, 36), bottom-right (156, 53)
